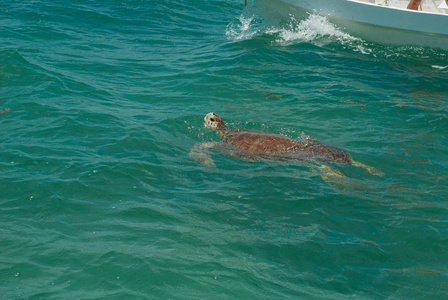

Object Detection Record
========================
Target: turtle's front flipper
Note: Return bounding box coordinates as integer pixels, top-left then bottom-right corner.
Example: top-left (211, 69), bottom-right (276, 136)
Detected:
top-left (314, 164), bottom-right (348, 188)
top-left (352, 161), bottom-right (384, 177)
top-left (189, 142), bottom-right (217, 167)
top-left (318, 164), bottom-right (346, 181)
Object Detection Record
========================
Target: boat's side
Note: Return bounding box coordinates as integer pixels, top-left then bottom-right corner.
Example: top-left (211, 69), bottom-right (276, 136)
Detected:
top-left (254, 0), bottom-right (448, 49)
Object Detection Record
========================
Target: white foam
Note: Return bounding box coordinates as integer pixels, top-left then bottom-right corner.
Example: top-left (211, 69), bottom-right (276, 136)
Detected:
top-left (226, 11), bottom-right (366, 50)
top-left (272, 14), bottom-right (360, 46)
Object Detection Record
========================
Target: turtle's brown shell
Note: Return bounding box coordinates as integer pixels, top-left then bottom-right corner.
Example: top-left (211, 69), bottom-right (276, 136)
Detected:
top-left (222, 130), bottom-right (303, 153)
top-left (221, 129), bottom-right (352, 164)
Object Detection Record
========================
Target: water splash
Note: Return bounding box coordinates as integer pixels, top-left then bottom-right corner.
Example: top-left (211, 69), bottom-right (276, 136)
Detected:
top-left (297, 131), bottom-right (316, 146)
top-left (225, 11), bottom-right (264, 41)
top-left (227, 11), bottom-right (367, 50)
top-left (270, 14), bottom-right (360, 46)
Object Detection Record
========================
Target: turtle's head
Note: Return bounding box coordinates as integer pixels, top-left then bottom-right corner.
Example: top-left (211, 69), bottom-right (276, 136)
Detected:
top-left (204, 112), bottom-right (227, 132)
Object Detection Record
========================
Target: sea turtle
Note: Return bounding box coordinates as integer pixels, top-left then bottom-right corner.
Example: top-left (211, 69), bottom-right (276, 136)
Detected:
top-left (190, 112), bottom-right (383, 177)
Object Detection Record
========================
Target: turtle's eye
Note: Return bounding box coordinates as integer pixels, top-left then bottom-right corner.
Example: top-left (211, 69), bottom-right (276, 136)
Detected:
top-left (210, 118), bottom-right (215, 122)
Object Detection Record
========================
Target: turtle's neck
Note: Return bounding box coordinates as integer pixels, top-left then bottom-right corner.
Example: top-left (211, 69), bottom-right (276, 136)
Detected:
top-left (216, 129), bottom-right (225, 138)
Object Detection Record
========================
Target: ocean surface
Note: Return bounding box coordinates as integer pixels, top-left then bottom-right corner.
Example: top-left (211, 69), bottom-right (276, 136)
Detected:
top-left (1, 0), bottom-right (448, 299)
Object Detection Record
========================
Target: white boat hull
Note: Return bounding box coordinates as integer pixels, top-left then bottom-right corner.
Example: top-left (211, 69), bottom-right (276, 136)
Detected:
top-left (254, 0), bottom-right (448, 49)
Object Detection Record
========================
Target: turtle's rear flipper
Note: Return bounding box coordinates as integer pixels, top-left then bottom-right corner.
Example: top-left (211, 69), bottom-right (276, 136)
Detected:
top-left (189, 142), bottom-right (217, 167)
top-left (352, 161), bottom-right (384, 177)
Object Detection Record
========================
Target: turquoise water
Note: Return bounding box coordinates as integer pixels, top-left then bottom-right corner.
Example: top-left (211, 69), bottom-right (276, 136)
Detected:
top-left (1, 0), bottom-right (448, 298)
